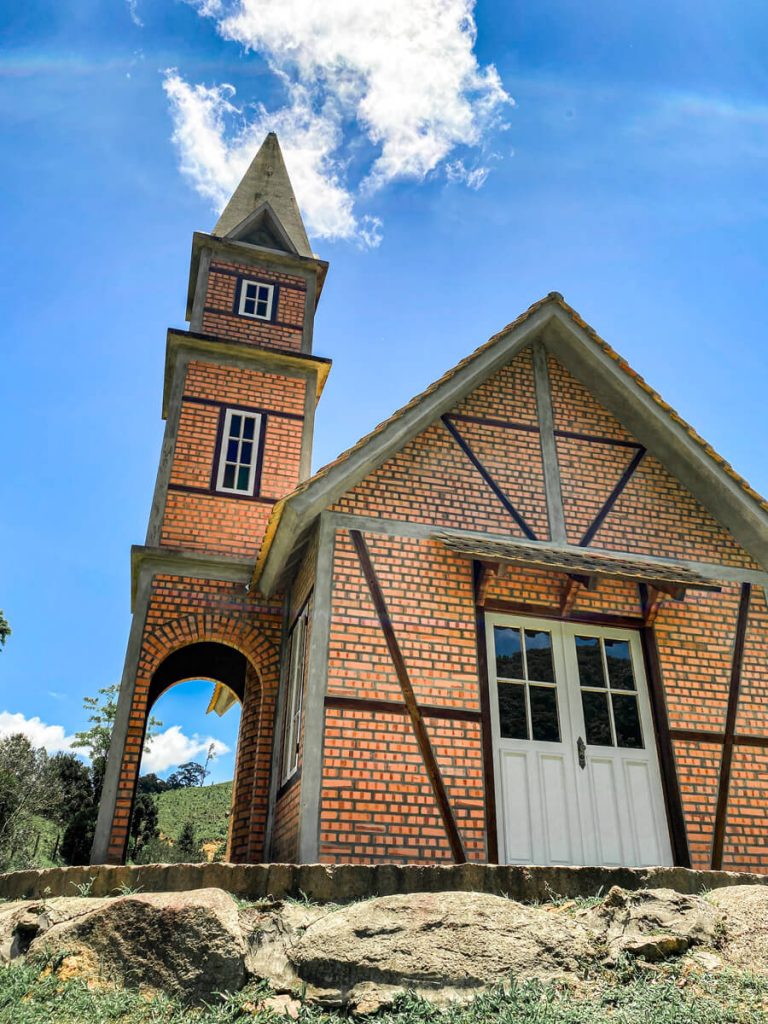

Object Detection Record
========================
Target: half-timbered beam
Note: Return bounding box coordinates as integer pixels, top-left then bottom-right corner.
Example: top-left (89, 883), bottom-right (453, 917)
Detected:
top-left (711, 582), bottom-right (752, 870)
top-left (349, 529), bottom-right (468, 863)
top-left (441, 415), bottom-right (538, 541)
top-left (579, 447), bottom-right (647, 547)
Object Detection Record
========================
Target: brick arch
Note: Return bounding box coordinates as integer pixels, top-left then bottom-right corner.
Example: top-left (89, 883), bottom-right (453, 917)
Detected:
top-left (106, 611), bottom-right (281, 865)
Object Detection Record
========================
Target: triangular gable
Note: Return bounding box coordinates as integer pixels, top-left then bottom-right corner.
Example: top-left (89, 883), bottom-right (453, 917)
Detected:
top-left (225, 202), bottom-right (300, 256)
top-left (256, 294), bottom-right (768, 593)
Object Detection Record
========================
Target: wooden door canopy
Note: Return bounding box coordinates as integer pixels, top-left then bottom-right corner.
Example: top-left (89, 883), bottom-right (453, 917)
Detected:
top-left (434, 531), bottom-right (724, 602)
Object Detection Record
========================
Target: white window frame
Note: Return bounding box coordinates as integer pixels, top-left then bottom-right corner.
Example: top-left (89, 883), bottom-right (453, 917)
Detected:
top-left (281, 604), bottom-right (310, 782)
top-left (238, 279), bottom-right (275, 320)
top-left (215, 408), bottom-right (262, 496)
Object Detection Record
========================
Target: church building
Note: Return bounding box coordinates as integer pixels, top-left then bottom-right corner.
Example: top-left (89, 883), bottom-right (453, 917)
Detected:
top-left (92, 133), bottom-right (768, 873)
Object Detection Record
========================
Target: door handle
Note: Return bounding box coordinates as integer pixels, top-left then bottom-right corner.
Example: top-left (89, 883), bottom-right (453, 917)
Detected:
top-left (577, 736), bottom-right (586, 770)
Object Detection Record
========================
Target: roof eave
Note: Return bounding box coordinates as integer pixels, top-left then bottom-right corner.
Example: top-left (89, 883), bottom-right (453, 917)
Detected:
top-left (543, 307), bottom-right (768, 569)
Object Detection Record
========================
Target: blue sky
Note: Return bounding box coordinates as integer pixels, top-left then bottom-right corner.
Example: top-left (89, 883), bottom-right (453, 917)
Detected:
top-left (1, 0), bottom-right (767, 784)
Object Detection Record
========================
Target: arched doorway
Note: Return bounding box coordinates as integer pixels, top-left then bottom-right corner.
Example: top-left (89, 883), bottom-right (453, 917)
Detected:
top-left (130, 642), bottom-right (255, 864)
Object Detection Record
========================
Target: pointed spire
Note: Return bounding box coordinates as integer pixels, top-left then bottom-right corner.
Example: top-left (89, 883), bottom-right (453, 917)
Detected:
top-left (213, 133), bottom-right (312, 258)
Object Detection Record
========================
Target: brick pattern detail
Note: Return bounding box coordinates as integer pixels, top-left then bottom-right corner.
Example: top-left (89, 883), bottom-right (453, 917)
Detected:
top-left (320, 531), bottom-right (485, 863)
top-left (332, 352), bottom-right (548, 537)
top-left (160, 360), bottom-right (306, 558)
top-left (318, 345), bottom-right (768, 872)
top-left (106, 575), bottom-right (281, 865)
top-left (202, 261), bottom-right (306, 353)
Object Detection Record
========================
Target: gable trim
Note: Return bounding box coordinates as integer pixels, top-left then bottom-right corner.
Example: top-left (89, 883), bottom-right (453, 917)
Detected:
top-left (256, 295), bottom-right (768, 595)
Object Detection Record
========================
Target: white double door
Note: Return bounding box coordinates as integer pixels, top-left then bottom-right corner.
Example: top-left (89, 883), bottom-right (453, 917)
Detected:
top-left (486, 614), bottom-right (673, 867)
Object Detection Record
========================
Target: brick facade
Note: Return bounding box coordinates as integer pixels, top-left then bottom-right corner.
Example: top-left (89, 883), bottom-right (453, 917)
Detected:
top-left (98, 137), bottom-right (767, 873)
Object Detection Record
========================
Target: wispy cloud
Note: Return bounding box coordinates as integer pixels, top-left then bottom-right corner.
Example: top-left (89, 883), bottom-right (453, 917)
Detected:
top-left (141, 725), bottom-right (230, 774)
top-left (0, 711), bottom-right (76, 754)
top-left (163, 0), bottom-right (511, 245)
top-left (126, 0), bottom-right (144, 28)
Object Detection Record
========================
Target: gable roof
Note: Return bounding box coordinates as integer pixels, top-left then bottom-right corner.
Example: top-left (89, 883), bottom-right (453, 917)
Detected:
top-left (213, 133), bottom-right (313, 258)
top-left (255, 293), bottom-right (768, 594)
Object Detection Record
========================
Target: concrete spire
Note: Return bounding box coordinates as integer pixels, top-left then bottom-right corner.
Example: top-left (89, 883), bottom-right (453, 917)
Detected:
top-left (213, 133), bottom-right (312, 257)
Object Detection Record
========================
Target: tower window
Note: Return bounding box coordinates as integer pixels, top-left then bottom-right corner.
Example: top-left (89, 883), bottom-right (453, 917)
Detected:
top-left (215, 408), bottom-right (262, 495)
top-left (238, 279), bottom-right (275, 320)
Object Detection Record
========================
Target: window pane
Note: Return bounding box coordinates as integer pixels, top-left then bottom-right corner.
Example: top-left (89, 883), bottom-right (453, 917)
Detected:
top-left (243, 417), bottom-right (255, 440)
top-left (498, 682), bottom-right (528, 740)
top-left (243, 299), bottom-right (256, 315)
top-left (530, 686), bottom-right (560, 742)
top-left (223, 464), bottom-right (236, 489)
top-left (612, 694), bottom-right (643, 748)
top-left (230, 414), bottom-right (242, 437)
top-left (575, 635), bottom-right (605, 687)
top-left (524, 629), bottom-right (555, 682)
top-left (240, 441), bottom-right (253, 465)
top-left (256, 300), bottom-right (269, 317)
top-left (494, 627), bottom-right (524, 679)
top-left (226, 439), bottom-right (239, 461)
top-left (605, 639), bottom-right (634, 690)
top-left (582, 690), bottom-right (613, 746)
top-left (237, 466), bottom-right (250, 491)
top-left (245, 283), bottom-right (258, 298)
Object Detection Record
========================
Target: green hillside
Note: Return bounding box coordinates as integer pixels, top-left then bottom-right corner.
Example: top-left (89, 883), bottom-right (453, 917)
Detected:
top-left (156, 781), bottom-right (233, 845)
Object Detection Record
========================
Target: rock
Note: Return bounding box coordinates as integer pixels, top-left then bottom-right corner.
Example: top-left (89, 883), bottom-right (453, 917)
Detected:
top-left (0, 897), bottom-right (108, 960)
top-left (241, 899), bottom-right (329, 993)
top-left (584, 886), bottom-right (722, 962)
top-left (28, 887), bottom-right (246, 1001)
top-left (287, 891), bottom-right (596, 1007)
top-left (708, 885), bottom-right (768, 972)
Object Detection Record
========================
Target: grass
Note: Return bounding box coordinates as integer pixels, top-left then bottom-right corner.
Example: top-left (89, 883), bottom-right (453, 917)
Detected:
top-left (1, 954), bottom-right (768, 1023)
top-left (155, 782), bottom-right (233, 846)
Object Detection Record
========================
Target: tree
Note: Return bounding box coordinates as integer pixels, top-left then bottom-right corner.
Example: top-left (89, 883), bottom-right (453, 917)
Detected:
top-left (167, 762), bottom-right (206, 789)
top-left (0, 611), bottom-right (9, 652)
top-left (72, 685), bottom-right (161, 801)
top-left (177, 821), bottom-right (197, 859)
top-left (137, 773), bottom-right (170, 795)
top-left (48, 753), bottom-right (94, 830)
top-left (0, 734), bottom-right (61, 870)
top-left (201, 743), bottom-right (217, 785)
top-left (129, 793), bottom-right (159, 857)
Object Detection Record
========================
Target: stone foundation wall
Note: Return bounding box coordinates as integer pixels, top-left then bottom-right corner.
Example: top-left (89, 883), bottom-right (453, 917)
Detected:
top-left (3, 861), bottom-right (768, 904)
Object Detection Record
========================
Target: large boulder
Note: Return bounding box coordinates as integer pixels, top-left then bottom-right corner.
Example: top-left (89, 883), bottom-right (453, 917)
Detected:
top-left (0, 897), bottom-right (109, 960)
top-left (28, 887), bottom-right (246, 1000)
top-left (286, 890), bottom-right (596, 1009)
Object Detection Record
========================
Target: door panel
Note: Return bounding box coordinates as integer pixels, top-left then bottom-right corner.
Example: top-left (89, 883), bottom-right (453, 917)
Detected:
top-left (487, 614), bottom-right (673, 868)
top-left (498, 750), bottom-right (534, 862)
top-left (539, 753), bottom-right (578, 864)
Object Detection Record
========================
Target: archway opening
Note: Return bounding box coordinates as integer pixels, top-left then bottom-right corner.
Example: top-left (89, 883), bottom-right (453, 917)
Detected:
top-left (130, 642), bottom-right (248, 864)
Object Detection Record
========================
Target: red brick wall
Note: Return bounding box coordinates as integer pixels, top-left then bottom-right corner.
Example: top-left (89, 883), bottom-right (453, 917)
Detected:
top-left (106, 575), bottom-right (281, 864)
top-left (201, 260), bottom-right (307, 353)
top-left (160, 360), bottom-right (307, 558)
top-left (314, 345), bottom-right (768, 871)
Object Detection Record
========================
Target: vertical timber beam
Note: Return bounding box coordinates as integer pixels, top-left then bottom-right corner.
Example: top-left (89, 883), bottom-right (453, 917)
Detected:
top-left (638, 585), bottom-right (691, 867)
top-left (711, 582), bottom-right (752, 870)
top-left (473, 561), bottom-right (499, 863)
top-left (350, 529), bottom-right (467, 863)
top-left (296, 513), bottom-right (336, 863)
top-left (532, 341), bottom-right (567, 544)
top-left (90, 570), bottom-right (153, 864)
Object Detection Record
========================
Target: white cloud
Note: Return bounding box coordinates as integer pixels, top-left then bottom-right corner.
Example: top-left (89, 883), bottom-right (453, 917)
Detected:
top-left (164, 0), bottom-right (512, 244)
top-left (141, 725), bottom-right (230, 774)
top-left (126, 0), bottom-right (144, 27)
top-left (445, 159), bottom-right (490, 190)
top-left (0, 711), bottom-right (76, 754)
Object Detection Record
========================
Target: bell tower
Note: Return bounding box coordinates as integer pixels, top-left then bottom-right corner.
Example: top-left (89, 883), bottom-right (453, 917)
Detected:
top-left (91, 134), bottom-right (330, 865)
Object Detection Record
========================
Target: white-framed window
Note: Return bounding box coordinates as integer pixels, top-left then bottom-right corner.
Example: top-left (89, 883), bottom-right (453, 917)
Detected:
top-left (238, 279), bottom-right (275, 320)
top-left (215, 408), bottom-right (262, 495)
top-left (281, 603), bottom-right (310, 782)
